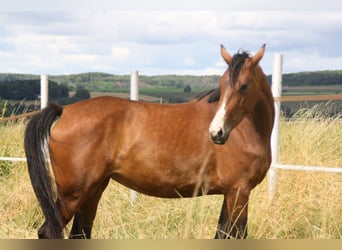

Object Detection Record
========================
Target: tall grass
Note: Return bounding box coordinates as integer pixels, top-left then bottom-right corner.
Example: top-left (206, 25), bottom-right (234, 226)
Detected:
top-left (0, 104), bottom-right (341, 239)
top-left (248, 103), bottom-right (342, 239)
top-left (0, 119), bottom-right (41, 238)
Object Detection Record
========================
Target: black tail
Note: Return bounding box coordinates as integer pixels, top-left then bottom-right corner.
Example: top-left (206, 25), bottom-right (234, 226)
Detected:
top-left (24, 103), bottom-right (64, 238)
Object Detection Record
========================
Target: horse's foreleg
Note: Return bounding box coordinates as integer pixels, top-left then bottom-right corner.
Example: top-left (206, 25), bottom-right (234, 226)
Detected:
top-left (69, 178), bottom-right (110, 239)
top-left (215, 188), bottom-right (249, 239)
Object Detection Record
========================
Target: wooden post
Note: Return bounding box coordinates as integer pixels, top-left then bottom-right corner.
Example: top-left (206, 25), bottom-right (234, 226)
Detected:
top-left (268, 54), bottom-right (283, 201)
top-left (40, 74), bottom-right (48, 109)
top-left (129, 70), bottom-right (139, 203)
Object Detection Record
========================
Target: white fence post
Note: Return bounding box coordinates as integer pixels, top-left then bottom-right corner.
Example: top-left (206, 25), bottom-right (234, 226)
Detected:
top-left (129, 70), bottom-right (139, 203)
top-left (40, 74), bottom-right (48, 109)
top-left (268, 54), bottom-right (283, 201)
top-left (130, 70), bottom-right (139, 101)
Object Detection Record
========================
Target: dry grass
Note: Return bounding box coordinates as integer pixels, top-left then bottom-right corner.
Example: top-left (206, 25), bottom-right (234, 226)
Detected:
top-left (0, 104), bottom-right (341, 239)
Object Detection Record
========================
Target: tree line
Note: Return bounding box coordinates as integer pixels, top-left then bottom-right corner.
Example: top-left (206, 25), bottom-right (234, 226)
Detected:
top-left (0, 79), bottom-right (69, 100)
top-left (267, 70), bottom-right (342, 86)
top-left (0, 79), bottom-right (91, 117)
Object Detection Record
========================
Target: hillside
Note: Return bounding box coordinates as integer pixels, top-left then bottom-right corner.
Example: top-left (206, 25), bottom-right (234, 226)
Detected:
top-left (0, 73), bottom-right (220, 93)
top-left (283, 70), bottom-right (342, 86)
top-left (267, 70), bottom-right (342, 87)
top-left (1, 70), bottom-right (342, 95)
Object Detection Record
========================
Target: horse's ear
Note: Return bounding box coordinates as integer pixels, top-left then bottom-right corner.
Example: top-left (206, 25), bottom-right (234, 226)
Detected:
top-left (221, 44), bottom-right (232, 65)
top-left (251, 44), bottom-right (266, 65)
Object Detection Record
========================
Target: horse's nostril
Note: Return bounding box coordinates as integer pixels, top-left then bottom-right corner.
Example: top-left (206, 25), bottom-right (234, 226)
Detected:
top-left (217, 128), bottom-right (223, 137)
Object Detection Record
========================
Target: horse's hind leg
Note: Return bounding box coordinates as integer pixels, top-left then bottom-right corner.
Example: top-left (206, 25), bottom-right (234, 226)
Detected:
top-left (69, 178), bottom-right (110, 239)
top-left (215, 188), bottom-right (250, 239)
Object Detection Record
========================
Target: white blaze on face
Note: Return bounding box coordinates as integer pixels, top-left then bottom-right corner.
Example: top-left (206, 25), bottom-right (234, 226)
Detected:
top-left (209, 93), bottom-right (227, 137)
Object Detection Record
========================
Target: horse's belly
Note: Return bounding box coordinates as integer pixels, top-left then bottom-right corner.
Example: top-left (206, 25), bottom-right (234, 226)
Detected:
top-left (110, 163), bottom-right (221, 198)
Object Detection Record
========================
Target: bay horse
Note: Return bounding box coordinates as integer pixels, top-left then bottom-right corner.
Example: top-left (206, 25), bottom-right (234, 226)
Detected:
top-left (24, 44), bottom-right (274, 239)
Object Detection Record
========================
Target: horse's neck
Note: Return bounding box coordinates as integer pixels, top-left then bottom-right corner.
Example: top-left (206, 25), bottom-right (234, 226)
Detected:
top-left (251, 82), bottom-right (275, 143)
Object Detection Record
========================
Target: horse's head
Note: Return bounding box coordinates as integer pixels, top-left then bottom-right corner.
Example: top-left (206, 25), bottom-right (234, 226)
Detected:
top-left (209, 44), bottom-right (266, 144)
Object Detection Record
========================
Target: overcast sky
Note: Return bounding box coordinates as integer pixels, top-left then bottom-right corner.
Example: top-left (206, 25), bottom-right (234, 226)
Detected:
top-left (0, 0), bottom-right (341, 75)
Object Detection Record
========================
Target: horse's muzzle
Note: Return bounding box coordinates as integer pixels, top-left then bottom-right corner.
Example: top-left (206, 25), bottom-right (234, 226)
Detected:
top-left (210, 129), bottom-right (229, 145)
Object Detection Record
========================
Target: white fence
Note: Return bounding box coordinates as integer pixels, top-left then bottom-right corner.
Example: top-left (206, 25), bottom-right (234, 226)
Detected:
top-left (267, 54), bottom-right (342, 201)
top-left (1, 59), bottom-right (342, 201)
top-left (129, 70), bottom-right (139, 202)
top-left (40, 74), bottom-right (48, 109)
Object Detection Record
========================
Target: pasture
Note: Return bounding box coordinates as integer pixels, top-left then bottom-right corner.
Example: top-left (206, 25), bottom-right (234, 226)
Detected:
top-left (0, 105), bottom-right (341, 239)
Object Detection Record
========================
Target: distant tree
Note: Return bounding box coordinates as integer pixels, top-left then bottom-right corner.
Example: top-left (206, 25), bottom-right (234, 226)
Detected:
top-left (49, 82), bottom-right (69, 99)
top-left (0, 79), bottom-right (70, 101)
top-left (56, 86), bottom-right (90, 105)
top-left (59, 84), bottom-right (69, 97)
top-left (184, 85), bottom-right (191, 93)
top-left (74, 86), bottom-right (91, 100)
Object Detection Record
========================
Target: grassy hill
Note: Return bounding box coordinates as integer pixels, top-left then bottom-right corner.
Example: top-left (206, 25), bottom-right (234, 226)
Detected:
top-left (1, 70), bottom-right (342, 94)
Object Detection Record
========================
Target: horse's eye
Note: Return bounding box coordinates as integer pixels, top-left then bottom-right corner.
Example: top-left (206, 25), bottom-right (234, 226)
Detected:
top-left (239, 84), bottom-right (248, 92)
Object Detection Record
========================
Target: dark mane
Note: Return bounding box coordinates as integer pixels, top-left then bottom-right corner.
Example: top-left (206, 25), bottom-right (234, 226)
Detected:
top-left (230, 50), bottom-right (251, 83)
top-left (195, 87), bottom-right (220, 103)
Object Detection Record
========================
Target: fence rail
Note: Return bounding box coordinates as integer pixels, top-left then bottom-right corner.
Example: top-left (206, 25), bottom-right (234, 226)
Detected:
top-left (0, 156), bottom-right (26, 162)
top-left (272, 164), bottom-right (342, 174)
top-left (0, 110), bottom-right (40, 122)
top-left (274, 94), bottom-right (342, 102)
